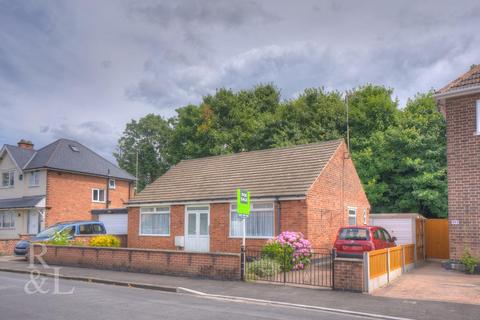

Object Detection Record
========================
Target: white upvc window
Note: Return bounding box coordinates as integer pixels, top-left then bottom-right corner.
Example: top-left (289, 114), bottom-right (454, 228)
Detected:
top-left (109, 179), bottom-right (116, 189)
top-left (1, 170), bottom-right (15, 188)
top-left (363, 208), bottom-right (367, 225)
top-left (230, 202), bottom-right (275, 238)
top-left (348, 207), bottom-right (357, 226)
top-left (0, 211), bottom-right (15, 229)
top-left (140, 206), bottom-right (170, 236)
top-left (28, 171), bottom-right (40, 187)
top-left (92, 189), bottom-right (106, 203)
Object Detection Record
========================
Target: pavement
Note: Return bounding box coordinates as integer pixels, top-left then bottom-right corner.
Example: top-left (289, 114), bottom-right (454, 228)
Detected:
top-left (0, 256), bottom-right (479, 320)
top-left (373, 261), bottom-right (480, 305)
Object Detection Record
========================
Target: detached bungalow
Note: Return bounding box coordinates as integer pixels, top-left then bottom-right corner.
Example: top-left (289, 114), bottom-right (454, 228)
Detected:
top-left (127, 139), bottom-right (370, 253)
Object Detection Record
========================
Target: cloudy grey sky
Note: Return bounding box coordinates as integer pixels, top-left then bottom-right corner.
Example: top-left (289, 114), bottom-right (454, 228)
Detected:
top-left (0, 0), bottom-right (479, 162)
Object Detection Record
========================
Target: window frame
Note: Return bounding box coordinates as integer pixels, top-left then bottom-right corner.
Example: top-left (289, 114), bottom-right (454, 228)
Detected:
top-left (0, 211), bottom-right (15, 229)
top-left (139, 206), bottom-right (171, 237)
top-left (1, 170), bottom-right (15, 188)
top-left (28, 171), bottom-right (40, 187)
top-left (91, 188), bottom-right (106, 203)
top-left (363, 208), bottom-right (367, 225)
top-left (109, 179), bottom-right (116, 189)
top-left (348, 207), bottom-right (357, 226)
top-left (229, 202), bottom-right (275, 239)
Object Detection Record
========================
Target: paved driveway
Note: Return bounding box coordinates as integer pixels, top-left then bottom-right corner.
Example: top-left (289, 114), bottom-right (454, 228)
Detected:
top-left (373, 261), bottom-right (480, 305)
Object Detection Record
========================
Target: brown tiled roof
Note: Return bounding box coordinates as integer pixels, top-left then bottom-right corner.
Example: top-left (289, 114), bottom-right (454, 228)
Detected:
top-left (130, 139), bottom-right (344, 204)
top-left (438, 64), bottom-right (480, 94)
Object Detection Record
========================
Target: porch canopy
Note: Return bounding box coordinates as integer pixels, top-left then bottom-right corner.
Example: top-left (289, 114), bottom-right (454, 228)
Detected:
top-left (0, 195), bottom-right (45, 210)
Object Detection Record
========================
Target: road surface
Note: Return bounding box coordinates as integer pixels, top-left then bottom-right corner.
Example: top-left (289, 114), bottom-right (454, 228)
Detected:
top-left (0, 272), bottom-right (381, 320)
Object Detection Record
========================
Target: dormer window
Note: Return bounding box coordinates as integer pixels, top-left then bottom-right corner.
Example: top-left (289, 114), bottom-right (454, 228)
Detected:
top-left (1, 170), bottom-right (14, 188)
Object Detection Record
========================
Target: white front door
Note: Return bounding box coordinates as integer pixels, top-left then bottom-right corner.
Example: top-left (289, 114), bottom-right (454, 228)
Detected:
top-left (185, 205), bottom-right (210, 252)
top-left (28, 211), bottom-right (39, 235)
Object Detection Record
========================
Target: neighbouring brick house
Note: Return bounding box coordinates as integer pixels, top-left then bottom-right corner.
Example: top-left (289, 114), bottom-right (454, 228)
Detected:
top-left (0, 138), bottom-right (135, 254)
top-left (435, 64), bottom-right (480, 260)
top-left (127, 139), bottom-right (370, 253)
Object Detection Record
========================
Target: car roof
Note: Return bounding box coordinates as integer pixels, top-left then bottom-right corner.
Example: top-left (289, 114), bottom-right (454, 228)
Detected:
top-left (53, 221), bottom-right (103, 227)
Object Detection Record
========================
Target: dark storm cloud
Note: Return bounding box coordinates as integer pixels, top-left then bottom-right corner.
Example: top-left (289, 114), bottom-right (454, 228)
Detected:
top-left (0, 0), bottom-right (479, 162)
top-left (128, 0), bottom-right (277, 29)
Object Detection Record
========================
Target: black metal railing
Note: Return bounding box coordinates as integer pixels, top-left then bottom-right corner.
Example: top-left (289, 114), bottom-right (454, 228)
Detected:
top-left (243, 246), bottom-right (333, 287)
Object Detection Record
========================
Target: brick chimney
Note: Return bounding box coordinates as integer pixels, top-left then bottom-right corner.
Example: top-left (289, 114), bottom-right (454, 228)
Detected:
top-left (17, 139), bottom-right (34, 150)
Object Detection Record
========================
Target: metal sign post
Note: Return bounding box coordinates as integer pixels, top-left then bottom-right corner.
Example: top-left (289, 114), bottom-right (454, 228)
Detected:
top-left (237, 189), bottom-right (250, 280)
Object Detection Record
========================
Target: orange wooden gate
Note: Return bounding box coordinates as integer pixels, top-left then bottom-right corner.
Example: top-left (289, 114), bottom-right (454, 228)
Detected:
top-left (425, 219), bottom-right (449, 259)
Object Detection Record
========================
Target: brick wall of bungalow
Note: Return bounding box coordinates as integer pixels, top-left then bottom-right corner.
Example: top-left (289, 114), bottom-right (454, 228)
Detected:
top-left (307, 142), bottom-right (370, 249)
top-left (46, 170), bottom-right (132, 227)
top-left (445, 92), bottom-right (480, 260)
top-left (127, 142), bottom-right (370, 253)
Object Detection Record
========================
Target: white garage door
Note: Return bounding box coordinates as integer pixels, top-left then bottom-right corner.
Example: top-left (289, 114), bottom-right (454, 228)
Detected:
top-left (98, 214), bottom-right (128, 235)
top-left (370, 218), bottom-right (413, 245)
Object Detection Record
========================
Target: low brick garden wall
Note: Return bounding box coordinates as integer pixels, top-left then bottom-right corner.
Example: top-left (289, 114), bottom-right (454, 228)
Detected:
top-left (0, 235), bottom-right (31, 255)
top-left (333, 258), bottom-right (364, 292)
top-left (31, 244), bottom-right (241, 280)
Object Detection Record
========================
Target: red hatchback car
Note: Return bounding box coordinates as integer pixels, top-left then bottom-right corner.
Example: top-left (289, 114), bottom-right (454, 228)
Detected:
top-left (334, 226), bottom-right (397, 258)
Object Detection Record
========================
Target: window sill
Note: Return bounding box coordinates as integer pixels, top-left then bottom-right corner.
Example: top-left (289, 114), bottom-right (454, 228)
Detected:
top-left (28, 185), bottom-right (40, 188)
top-left (92, 201), bottom-right (106, 204)
top-left (229, 236), bottom-right (274, 240)
top-left (0, 186), bottom-right (14, 189)
top-left (139, 234), bottom-right (170, 237)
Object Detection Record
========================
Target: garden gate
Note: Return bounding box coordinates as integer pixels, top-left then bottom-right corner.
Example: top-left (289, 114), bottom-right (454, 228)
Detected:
top-left (242, 247), bottom-right (334, 288)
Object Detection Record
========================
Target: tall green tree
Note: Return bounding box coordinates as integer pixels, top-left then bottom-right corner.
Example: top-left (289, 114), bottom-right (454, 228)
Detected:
top-left (352, 93), bottom-right (447, 217)
top-left (348, 84), bottom-right (399, 150)
top-left (272, 88), bottom-right (346, 146)
top-left (168, 84), bottom-right (281, 163)
top-left (114, 114), bottom-right (172, 192)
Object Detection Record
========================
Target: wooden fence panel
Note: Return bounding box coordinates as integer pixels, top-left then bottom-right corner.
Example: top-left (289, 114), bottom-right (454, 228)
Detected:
top-left (425, 219), bottom-right (449, 259)
top-left (369, 249), bottom-right (388, 278)
top-left (389, 247), bottom-right (402, 271)
top-left (403, 244), bottom-right (415, 265)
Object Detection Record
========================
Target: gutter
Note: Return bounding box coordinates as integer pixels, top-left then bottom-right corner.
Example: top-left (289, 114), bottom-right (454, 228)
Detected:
top-left (433, 85), bottom-right (480, 100)
top-left (126, 195), bottom-right (306, 207)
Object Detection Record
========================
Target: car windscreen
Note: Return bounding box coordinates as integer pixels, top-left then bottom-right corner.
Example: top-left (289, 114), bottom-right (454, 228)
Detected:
top-left (338, 228), bottom-right (370, 241)
top-left (36, 225), bottom-right (65, 238)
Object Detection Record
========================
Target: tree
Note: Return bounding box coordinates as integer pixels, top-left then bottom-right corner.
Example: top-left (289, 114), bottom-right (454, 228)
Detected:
top-left (167, 84), bottom-right (281, 163)
top-left (114, 114), bottom-right (172, 192)
top-left (272, 88), bottom-right (346, 146)
top-left (348, 84), bottom-right (399, 150)
top-left (352, 93), bottom-right (447, 217)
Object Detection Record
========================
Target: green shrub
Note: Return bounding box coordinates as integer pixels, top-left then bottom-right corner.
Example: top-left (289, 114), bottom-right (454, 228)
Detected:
top-left (461, 248), bottom-right (478, 274)
top-left (246, 258), bottom-right (281, 280)
top-left (261, 241), bottom-right (294, 271)
top-left (89, 235), bottom-right (121, 248)
top-left (45, 230), bottom-right (71, 246)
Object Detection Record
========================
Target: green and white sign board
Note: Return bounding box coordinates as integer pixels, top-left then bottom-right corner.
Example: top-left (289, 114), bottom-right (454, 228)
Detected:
top-left (236, 189), bottom-right (251, 215)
